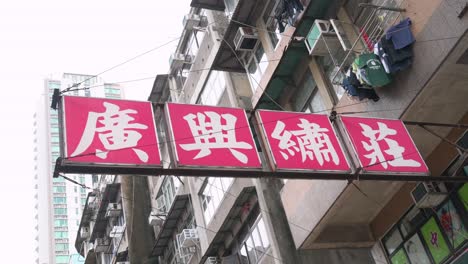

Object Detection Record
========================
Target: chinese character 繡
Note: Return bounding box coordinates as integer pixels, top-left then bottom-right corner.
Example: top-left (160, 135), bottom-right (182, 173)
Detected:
top-left (71, 102), bottom-right (149, 162)
top-left (360, 122), bottom-right (421, 168)
top-left (271, 119), bottom-right (340, 166)
top-left (179, 111), bottom-right (253, 164)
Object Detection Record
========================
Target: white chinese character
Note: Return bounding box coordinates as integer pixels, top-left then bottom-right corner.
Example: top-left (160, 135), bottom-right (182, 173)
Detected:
top-left (180, 111), bottom-right (253, 163)
top-left (271, 119), bottom-right (340, 166)
top-left (71, 102), bottom-right (149, 162)
top-left (360, 122), bottom-right (421, 168)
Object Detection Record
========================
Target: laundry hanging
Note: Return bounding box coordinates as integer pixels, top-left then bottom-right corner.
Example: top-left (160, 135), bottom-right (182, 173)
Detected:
top-left (353, 53), bottom-right (392, 87)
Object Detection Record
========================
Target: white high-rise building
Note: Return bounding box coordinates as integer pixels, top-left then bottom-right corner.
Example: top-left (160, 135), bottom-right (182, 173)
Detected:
top-left (33, 73), bottom-right (124, 264)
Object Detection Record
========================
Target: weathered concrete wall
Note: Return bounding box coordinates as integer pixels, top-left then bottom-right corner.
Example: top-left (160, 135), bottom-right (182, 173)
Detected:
top-left (299, 248), bottom-right (376, 264)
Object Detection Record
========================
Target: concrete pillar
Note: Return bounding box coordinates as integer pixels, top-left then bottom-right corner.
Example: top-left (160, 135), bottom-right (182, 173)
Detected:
top-left (121, 176), bottom-right (155, 264)
top-left (254, 178), bottom-right (300, 264)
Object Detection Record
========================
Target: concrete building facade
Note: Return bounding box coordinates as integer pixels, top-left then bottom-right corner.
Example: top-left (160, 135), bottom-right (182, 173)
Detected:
top-left (75, 0), bottom-right (468, 263)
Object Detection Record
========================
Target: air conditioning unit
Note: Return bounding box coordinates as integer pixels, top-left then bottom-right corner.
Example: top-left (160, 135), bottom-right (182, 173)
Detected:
top-left (205, 256), bottom-right (221, 264)
top-left (177, 229), bottom-right (199, 248)
top-left (170, 53), bottom-right (194, 71)
top-left (305, 19), bottom-right (342, 56)
top-left (105, 203), bottom-right (122, 218)
top-left (148, 211), bottom-right (165, 226)
top-left (109, 225), bottom-right (125, 238)
top-left (234, 27), bottom-right (259, 51)
top-left (185, 54), bottom-right (195, 64)
top-left (183, 14), bottom-right (208, 30)
top-left (94, 238), bottom-right (110, 253)
top-left (411, 182), bottom-right (448, 208)
top-left (80, 227), bottom-right (90, 238)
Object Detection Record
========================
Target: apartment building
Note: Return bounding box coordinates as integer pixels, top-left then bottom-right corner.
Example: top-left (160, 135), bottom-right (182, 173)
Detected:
top-left (75, 0), bottom-right (468, 263)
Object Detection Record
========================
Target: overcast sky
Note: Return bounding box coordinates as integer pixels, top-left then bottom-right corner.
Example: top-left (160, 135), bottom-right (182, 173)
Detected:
top-left (0, 0), bottom-right (191, 262)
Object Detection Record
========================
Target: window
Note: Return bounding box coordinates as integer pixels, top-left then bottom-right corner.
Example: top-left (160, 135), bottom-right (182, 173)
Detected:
top-left (291, 69), bottom-right (326, 114)
top-left (54, 208), bottom-right (67, 215)
top-left (53, 186), bottom-right (66, 193)
top-left (225, 0), bottom-right (238, 15)
top-left (55, 243), bottom-right (69, 251)
top-left (53, 197), bottom-right (67, 204)
top-left (104, 87), bottom-right (120, 94)
top-left (55, 255), bottom-right (69, 264)
top-left (382, 187), bottom-right (468, 264)
top-left (54, 231), bottom-right (68, 239)
top-left (245, 44), bottom-right (268, 92)
top-left (188, 29), bottom-right (205, 57)
top-left (237, 216), bottom-right (271, 264)
top-left (316, 53), bottom-right (347, 101)
top-left (54, 219), bottom-right (68, 227)
top-left (199, 71), bottom-right (227, 106)
top-left (262, 0), bottom-right (282, 49)
top-left (53, 177), bottom-right (64, 183)
top-left (51, 145), bottom-right (60, 152)
top-left (201, 177), bottom-right (233, 223)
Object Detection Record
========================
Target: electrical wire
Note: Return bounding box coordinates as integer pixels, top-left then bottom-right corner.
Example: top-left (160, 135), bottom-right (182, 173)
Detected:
top-left (62, 37), bottom-right (182, 94)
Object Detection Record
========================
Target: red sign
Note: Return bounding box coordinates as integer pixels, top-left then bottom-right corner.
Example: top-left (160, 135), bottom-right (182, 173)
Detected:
top-left (340, 116), bottom-right (429, 174)
top-left (165, 103), bottom-right (261, 169)
top-left (62, 96), bottom-right (161, 166)
top-left (256, 110), bottom-right (350, 172)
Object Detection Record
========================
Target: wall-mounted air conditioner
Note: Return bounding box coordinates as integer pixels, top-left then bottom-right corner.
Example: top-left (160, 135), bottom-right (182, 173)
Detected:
top-left (183, 14), bottom-right (208, 30)
top-left (305, 19), bottom-right (342, 56)
top-left (170, 53), bottom-right (194, 71)
top-left (109, 225), bottom-right (125, 238)
top-left (105, 203), bottom-right (122, 218)
top-left (205, 256), bottom-right (221, 264)
top-left (94, 238), bottom-right (110, 253)
top-left (177, 229), bottom-right (199, 248)
top-left (411, 182), bottom-right (448, 208)
top-left (80, 227), bottom-right (90, 238)
top-left (148, 211), bottom-right (165, 226)
top-left (234, 27), bottom-right (259, 51)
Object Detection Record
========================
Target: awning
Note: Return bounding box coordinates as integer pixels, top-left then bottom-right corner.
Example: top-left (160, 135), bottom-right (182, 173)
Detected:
top-left (150, 194), bottom-right (190, 256)
top-left (89, 183), bottom-right (121, 242)
top-left (190, 0), bottom-right (225, 11)
top-left (199, 187), bottom-right (256, 264)
top-left (211, 0), bottom-right (265, 72)
top-left (255, 0), bottom-right (341, 110)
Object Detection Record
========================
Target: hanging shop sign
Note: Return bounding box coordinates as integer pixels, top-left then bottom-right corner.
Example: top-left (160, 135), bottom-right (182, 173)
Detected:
top-left (340, 116), bottom-right (429, 175)
top-left (256, 110), bottom-right (350, 172)
top-left (57, 96), bottom-right (432, 178)
top-left (164, 103), bottom-right (262, 169)
top-left (60, 96), bottom-right (161, 167)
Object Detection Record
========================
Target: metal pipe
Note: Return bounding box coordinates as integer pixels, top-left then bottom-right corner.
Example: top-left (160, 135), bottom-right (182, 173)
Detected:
top-left (404, 121), bottom-right (468, 129)
top-left (417, 125), bottom-right (467, 153)
top-left (57, 163), bottom-right (468, 183)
